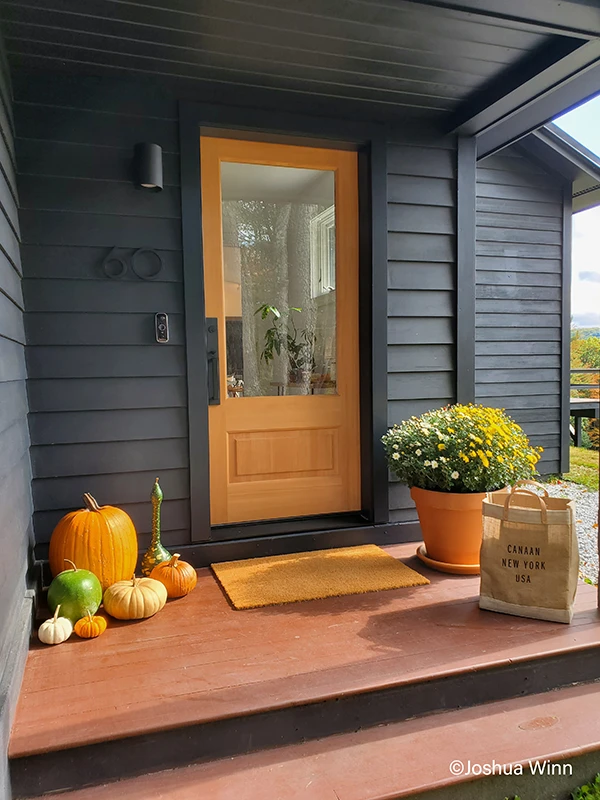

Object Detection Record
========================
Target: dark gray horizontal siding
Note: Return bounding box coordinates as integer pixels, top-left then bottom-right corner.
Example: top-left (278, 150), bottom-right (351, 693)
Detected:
top-left (0, 246), bottom-right (22, 304)
top-left (19, 175), bottom-right (181, 218)
top-left (0, 45), bottom-right (32, 684)
top-left (27, 377), bottom-right (187, 413)
top-left (476, 355), bottom-right (560, 369)
top-left (30, 439), bottom-right (188, 479)
top-left (15, 104), bottom-right (179, 152)
top-left (386, 135), bottom-right (457, 517)
top-left (28, 408), bottom-right (188, 445)
top-left (15, 74), bottom-right (189, 553)
top-left (23, 279), bottom-right (183, 314)
top-left (476, 197), bottom-right (560, 218)
top-left (476, 284), bottom-right (561, 300)
top-left (477, 327), bottom-right (561, 341)
top-left (26, 345), bottom-right (186, 379)
top-left (475, 148), bottom-right (564, 474)
top-left (33, 468), bottom-right (189, 511)
top-left (19, 210), bottom-right (181, 250)
top-left (476, 256), bottom-right (561, 273)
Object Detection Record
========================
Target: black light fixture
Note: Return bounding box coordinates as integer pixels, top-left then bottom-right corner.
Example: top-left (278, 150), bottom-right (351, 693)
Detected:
top-left (133, 142), bottom-right (163, 191)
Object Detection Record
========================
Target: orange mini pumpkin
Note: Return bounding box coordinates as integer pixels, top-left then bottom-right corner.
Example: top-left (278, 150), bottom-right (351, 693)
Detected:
top-left (74, 613), bottom-right (107, 639)
top-left (150, 554), bottom-right (197, 598)
top-left (49, 493), bottom-right (138, 591)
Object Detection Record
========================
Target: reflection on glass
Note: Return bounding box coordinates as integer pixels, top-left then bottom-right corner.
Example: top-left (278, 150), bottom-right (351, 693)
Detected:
top-left (221, 162), bottom-right (337, 397)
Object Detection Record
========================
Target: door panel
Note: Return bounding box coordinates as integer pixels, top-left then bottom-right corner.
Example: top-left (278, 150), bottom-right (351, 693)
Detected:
top-left (200, 136), bottom-right (360, 525)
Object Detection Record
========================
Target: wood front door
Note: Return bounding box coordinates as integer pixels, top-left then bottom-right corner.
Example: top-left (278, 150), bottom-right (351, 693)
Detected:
top-left (201, 136), bottom-right (360, 525)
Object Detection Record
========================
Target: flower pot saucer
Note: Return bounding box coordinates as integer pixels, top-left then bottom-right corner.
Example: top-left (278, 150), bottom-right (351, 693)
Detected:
top-left (416, 544), bottom-right (480, 576)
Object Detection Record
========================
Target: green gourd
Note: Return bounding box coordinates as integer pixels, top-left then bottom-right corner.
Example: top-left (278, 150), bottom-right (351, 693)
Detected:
top-left (141, 478), bottom-right (171, 576)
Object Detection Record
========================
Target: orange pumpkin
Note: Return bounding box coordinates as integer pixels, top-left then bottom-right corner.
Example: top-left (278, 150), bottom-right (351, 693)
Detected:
top-left (150, 553), bottom-right (197, 598)
top-left (74, 613), bottom-right (107, 639)
top-left (49, 493), bottom-right (138, 591)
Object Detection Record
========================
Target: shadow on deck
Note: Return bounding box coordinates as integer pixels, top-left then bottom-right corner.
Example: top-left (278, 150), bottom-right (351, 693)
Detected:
top-left (9, 543), bottom-right (600, 799)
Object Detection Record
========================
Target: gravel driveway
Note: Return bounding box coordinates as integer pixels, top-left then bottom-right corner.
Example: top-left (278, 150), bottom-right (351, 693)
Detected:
top-left (544, 480), bottom-right (599, 585)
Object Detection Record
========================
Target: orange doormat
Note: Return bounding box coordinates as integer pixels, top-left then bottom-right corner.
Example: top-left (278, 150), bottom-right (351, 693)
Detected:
top-left (211, 544), bottom-right (430, 609)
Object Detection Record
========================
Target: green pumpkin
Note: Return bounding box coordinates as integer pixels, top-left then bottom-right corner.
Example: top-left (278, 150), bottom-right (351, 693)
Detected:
top-left (47, 559), bottom-right (103, 624)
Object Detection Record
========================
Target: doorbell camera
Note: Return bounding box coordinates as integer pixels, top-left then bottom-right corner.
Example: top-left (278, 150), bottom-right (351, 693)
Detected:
top-left (155, 313), bottom-right (169, 343)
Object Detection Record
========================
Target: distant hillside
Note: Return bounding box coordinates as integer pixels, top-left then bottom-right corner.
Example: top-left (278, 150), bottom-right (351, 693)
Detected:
top-left (572, 326), bottom-right (600, 339)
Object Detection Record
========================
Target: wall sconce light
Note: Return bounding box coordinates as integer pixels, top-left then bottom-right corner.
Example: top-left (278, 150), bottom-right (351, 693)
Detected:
top-left (133, 142), bottom-right (163, 191)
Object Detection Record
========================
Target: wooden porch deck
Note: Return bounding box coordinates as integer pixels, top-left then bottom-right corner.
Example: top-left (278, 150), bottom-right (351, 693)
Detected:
top-left (10, 543), bottom-right (600, 798)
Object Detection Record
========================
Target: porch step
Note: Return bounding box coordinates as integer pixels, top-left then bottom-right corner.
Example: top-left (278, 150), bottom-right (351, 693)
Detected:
top-left (15, 682), bottom-right (600, 800)
top-left (9, 544), bottom-right (600, 797)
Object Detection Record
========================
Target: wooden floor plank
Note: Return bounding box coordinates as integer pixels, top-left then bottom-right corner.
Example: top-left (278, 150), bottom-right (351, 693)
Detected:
top-left (10, 544), bottom-right (600, 759)
top-left (30, 682), bottom-right (600, 800)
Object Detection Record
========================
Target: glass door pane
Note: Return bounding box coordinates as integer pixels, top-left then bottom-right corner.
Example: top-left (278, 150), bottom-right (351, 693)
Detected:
top-left (221, 162), bottom-right (337, 398)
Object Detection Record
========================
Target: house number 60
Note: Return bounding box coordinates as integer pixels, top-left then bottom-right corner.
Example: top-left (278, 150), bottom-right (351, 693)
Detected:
top-left (101, 247), bottom-right (164, 281)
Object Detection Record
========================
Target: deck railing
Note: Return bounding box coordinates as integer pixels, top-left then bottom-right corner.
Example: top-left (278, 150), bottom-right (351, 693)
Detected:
top-left (569, 369), bottom-right (599, 445)
top-left (570, 368), bottom-right (600, 393)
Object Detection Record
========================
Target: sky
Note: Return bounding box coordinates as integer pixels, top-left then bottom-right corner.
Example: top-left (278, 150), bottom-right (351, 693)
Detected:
top-left (554, 96), bottom-right (600, 328)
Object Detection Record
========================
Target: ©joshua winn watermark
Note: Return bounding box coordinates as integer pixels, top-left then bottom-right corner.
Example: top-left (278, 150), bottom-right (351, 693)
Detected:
top-left (449, 760), bottom-right (573, 777)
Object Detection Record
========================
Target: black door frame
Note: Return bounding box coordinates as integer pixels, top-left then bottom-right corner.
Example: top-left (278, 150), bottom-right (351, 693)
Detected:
top-left (179, 101), bottom-right (389, 544)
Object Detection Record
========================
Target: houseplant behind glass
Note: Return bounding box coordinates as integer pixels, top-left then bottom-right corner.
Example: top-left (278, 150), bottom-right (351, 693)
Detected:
top-left (382, 404), bottom-right (543, 574)
top-left (255, 303), bottom-right (315, 384)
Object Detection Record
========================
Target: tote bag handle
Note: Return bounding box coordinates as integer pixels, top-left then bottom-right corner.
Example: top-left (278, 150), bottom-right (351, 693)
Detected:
top-left (512, 479), bottom-right (549, 497)
top-left (503, 488), bottom-right (548, 524)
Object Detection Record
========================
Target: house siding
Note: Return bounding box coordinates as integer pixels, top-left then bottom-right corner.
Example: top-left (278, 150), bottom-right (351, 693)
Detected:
top-left (0, 42), bottom-right (32, 800)
top-left (13, 71), bottom-right (567, 550)
top-left (475, 149), bottom-right (565, 474)
top-left (0, 49), bottom-right (31, 656)
top-left (14, 74), bottom-right (189, 555)
top-left (14, 71), bottom-right (461, 543)
top-left (387, 132), bottom-right (457, 522)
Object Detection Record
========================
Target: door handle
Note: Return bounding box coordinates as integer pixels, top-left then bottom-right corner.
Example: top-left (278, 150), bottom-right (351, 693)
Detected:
top-left (206, 318), bottom-right (220, 405)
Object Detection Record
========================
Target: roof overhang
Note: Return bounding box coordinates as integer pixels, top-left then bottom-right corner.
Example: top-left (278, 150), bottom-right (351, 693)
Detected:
top-left (2, 0), bottom-right (600, 153)
top-left (522, 123), bottom-right (600, 212)
top-left (424, 0), bottom-right (600, 158)
top-left (459, 40), bottom-right (600, 158)
top-left (487, 122), bottom-right (600, 213)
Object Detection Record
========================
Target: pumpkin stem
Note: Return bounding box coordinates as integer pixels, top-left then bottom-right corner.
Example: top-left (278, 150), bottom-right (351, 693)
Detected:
top-left (169, 554), bottom-right (181, 567)
top-left (83, 493), bottom-right (102, 512)
top-left (53, 605), bottom-right (61, 622)
top-left (64, 558), bottom-right (77, 572)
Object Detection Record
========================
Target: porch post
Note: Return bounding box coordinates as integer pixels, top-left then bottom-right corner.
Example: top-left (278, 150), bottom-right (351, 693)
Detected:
top-left (456, 136), bottom-right (477, 404)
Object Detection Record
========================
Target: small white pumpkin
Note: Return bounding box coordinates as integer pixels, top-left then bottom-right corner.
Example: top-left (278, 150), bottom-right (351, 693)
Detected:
top-left (38, 604), bottom-right (73, 645)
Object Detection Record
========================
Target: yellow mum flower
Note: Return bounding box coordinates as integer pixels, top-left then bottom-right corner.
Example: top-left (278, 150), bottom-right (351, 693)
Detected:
top-left (477, 450), bottom-right (489, 467)
top-left (438, 443), bottom-right (446, 451)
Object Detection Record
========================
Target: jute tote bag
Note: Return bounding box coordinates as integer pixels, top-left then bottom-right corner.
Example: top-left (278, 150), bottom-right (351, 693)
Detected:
top-left (480, 485), bottom-right (578, 623)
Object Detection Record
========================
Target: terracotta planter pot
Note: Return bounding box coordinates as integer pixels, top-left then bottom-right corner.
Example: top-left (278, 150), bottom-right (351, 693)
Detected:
top-left (410, 486), bottom-right (487, 570)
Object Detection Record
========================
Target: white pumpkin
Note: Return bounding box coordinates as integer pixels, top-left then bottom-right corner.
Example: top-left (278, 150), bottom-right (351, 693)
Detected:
top-left (38, 604), bottom-right (73, 645)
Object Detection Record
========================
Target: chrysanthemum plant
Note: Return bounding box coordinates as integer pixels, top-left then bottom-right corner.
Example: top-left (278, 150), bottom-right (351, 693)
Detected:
top-left (382, 404), bottom-right (543, 494)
